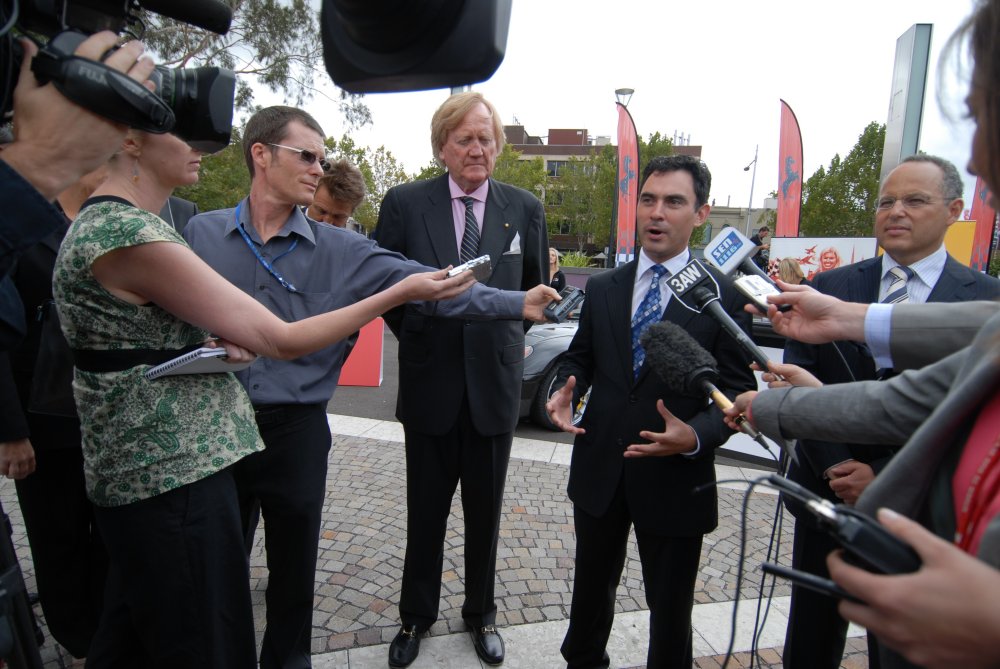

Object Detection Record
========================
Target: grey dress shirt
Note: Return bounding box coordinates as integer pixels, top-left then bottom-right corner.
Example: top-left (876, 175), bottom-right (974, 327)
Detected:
top-left (184, 198), bottom-right (524, 406)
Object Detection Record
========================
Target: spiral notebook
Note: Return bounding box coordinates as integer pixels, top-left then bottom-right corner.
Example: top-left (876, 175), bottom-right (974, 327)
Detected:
top-left (144, 347), bottom-right (255, 380)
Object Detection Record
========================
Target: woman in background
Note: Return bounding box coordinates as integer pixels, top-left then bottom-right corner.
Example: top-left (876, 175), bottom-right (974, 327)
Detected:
top-left (53, 129), bottom-right (472, 668)
top-left (549, 247), bottom-right (566, 291)
top-left (778, 257), bottom-right (808, 286)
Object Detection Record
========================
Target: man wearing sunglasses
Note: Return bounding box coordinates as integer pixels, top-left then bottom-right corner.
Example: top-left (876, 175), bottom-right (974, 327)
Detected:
top-left (306, 158), bottom-right (367, 231)
top-left (778, 153), bottom-right (1000, 669)
top-left (182, 105), bottom-right (556, 669)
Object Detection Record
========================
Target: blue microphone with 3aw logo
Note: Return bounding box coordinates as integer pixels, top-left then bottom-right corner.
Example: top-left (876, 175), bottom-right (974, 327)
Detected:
top-left (665, 259), bottom-right (773, 370)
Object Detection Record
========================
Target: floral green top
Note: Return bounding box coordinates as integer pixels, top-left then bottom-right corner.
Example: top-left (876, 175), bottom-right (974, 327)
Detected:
top-left (53, 198), bottom-right (263, 507)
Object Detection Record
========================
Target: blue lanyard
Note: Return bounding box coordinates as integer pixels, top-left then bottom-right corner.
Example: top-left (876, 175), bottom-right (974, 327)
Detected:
top-left (235, 203), bottom-right (299, 293)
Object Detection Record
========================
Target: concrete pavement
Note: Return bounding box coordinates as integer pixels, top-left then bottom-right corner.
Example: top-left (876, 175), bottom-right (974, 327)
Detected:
top-left (4, 411), bottom-right (870, 668)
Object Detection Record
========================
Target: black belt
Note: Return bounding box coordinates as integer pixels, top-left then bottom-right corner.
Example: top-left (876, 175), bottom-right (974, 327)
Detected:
top-left (71, 345), bottom-right (200, 373)
top-left (252, 403), bottom-right (324, 427)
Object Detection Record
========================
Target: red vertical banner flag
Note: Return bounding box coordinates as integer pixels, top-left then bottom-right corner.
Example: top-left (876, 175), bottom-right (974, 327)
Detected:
top-left (776, 99), bottom-right (803, 237)
top-left (615, 102), bottom-right (640, 265)
top-left (969, 175), bottom-right (997, 271)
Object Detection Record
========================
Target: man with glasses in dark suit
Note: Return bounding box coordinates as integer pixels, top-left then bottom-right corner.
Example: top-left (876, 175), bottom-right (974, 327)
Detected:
top-left (779, 154), bottom-right (1000, 669)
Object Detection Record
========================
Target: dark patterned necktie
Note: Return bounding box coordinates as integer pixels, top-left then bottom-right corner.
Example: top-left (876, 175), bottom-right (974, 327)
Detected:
top-left (882, 265), bottom-right (914, 304)
top-left (460, 196), bottom-right (480, 263)
top-left (631, 265), bottom-right (668, 379)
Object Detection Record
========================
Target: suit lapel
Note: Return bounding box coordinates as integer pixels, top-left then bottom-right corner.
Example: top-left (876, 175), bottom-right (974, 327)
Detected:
top-left (928, 255), bottom-right (976, 302)
top-left (854, 258), bottom-right (882, 302)
top-left (479, 180), bottom-right (514, 278)
top-left (423, 175), bottom-right (461, 267)
top-left (607, 262), bottom-right (638, 383)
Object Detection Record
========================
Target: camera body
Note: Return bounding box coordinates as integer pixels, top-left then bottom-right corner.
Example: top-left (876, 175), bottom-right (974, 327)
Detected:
top-left (2, 1), bottom-right (236, 153)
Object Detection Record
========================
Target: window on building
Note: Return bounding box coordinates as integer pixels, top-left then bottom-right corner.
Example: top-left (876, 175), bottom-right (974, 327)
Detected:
top-left (547, 160), bottom-right (569, 177)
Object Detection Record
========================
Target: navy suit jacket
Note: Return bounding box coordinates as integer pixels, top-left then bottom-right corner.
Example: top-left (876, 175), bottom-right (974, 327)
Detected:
top-left (554, 260), bottom-right (756, 536)
top-left (373, 174), bottom-right (548, 437)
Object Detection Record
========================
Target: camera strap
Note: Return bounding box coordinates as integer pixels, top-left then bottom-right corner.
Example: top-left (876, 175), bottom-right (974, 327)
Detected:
top-left (30, 45), bottom-right (175, 133)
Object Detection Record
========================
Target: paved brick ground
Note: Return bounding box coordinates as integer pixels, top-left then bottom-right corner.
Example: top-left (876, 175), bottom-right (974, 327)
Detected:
top-left (1, 431), bottom-right (870, 668)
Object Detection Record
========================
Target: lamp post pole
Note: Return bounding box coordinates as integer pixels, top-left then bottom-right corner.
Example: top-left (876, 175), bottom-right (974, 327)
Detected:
top-left (744, 144), bottom-right (758, 237)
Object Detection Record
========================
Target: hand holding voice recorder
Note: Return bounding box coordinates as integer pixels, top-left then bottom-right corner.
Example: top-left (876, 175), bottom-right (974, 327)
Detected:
top-left (544, 286), bottom-right (585, 323)
top-left (447, 255), bottom-right (492, 281)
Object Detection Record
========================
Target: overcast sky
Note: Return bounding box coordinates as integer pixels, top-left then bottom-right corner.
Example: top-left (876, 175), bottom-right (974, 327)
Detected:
top-left (284, 0), bottom-right (979, 215)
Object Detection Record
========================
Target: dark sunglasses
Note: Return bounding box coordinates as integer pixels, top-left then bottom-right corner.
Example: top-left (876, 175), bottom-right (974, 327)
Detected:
top-left (267, 143), bottom-right (331, 171)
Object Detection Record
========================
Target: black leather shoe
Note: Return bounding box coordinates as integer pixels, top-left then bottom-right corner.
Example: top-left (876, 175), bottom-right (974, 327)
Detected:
top-left (469, 624), bottom-right (505, 665)
top-left (388, 624), bottom-right (420, 668)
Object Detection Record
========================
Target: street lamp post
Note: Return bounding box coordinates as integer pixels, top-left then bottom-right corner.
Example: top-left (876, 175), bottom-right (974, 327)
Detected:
top-left (744, 144), bottom-right (758, 237)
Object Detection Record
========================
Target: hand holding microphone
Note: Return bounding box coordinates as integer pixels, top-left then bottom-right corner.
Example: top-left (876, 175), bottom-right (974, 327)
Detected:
top-left (639, 321), bottom-right (779, 457)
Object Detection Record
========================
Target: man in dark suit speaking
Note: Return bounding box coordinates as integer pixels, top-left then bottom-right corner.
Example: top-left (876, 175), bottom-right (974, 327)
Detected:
top-left (546, 155), bottom-right (756, 669)
top-left (779, 153), bottom-right (1000, 669)
top-left (372, 91), bottom-right (548, 667)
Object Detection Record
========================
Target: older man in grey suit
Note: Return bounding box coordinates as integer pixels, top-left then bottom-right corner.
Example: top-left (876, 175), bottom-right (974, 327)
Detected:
top-left (184, 105), bottom-right (555, 669)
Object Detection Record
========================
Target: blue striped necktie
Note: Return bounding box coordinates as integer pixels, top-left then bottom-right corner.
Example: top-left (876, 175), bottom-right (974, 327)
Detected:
top-left (460, 196), bottom-right (480, 263)
top-left (631, 265), bottom-right (668, 379)
top-left (882, 266), bottom-right (914, 304)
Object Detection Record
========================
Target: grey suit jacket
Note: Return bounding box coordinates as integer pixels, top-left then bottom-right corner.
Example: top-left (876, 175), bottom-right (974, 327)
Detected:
top-left (753, 304), bottom-right (1000, 566)
top-left (783, 255), bottom-right (1000, 479)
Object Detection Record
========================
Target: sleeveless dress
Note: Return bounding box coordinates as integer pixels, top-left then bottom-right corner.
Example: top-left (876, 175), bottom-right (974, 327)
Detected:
top-left (52, 198), bottom-right (264, 507)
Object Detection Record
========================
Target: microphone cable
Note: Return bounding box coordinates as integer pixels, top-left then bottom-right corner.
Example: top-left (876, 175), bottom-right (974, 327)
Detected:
top-left (701, 451), bottom-right (815, 669)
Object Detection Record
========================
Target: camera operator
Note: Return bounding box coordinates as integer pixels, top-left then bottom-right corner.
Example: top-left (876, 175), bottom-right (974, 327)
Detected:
top-left (0, 32), bottom-right (155, 351)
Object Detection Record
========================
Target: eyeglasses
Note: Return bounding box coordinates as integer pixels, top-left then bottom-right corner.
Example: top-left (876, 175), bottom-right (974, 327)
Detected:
top-left (875, 195), bottom-right (949, 211)
top-left (267, 143), bottom-right (331, 171)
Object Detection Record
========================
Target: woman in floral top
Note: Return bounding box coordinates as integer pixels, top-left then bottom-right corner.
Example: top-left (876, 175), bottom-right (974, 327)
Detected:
top-left (53, 130), bottom-right (473, 668)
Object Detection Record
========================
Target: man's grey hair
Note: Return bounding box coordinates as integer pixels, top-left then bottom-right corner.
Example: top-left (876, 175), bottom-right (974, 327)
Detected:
top-left (900, 154), bottom-right (964, 200)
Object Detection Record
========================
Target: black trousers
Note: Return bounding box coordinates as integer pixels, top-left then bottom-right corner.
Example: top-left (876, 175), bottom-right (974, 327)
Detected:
top-left (14, 416), bottom-right (106, 658)
top-left (87, 467), bottom-right (255, 669)
top-left (783, 512), bottom-right (882, 669)
top-left (398, 406), bottom-right (513, 631)
top-left (561, 482), bottom-right (703, 669)
top-left (783, 515), bottom-right (846, 669)
top-left (237, 403), bottom-right (331, 669)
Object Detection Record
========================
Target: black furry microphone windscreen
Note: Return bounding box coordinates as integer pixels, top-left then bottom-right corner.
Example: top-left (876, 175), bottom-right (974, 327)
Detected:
top-left (639, 321), bottom-right (719, 393)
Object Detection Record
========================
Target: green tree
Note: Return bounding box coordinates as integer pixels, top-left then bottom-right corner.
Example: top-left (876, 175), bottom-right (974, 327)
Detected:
top-left (142, 0), bottom-right (370, 128)
top-left (492, 146), bottom-right (547, 196)
top-left (174, 128), bottom-right (250, 211)
top-left (357, 146), bottom-right (410, 232)
top-left (638, 131), bottom-right (675, 178)
top-left (412, 161), bottom-right (445, 182)
top-left (800, 122), bottom-right (885, 237)
top-left (325, 135), bottom-right (409, 233)
top-left (548, 145), bottom-right (617, 250)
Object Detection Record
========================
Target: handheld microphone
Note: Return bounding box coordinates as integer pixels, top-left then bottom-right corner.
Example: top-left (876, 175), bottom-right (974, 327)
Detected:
top-left (703, 227), bottom-right (791, 314)
top-left (703, 227), bottom-right (776, 286)
top-left (665, 259), bottom-right (773, 370)
top-left (640, 321), bottom-right (774, 451)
